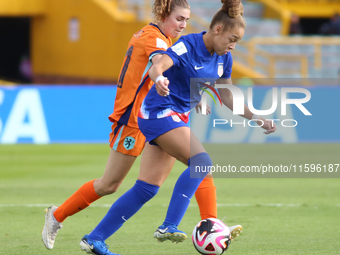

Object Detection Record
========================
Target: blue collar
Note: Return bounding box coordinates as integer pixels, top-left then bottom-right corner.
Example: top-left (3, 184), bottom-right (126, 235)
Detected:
top-left (149, 23), bottom-right (168, 38)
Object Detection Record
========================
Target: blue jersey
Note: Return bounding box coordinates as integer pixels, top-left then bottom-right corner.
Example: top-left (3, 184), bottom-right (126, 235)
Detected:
top-left (139, 32), bottom-right (233, 123)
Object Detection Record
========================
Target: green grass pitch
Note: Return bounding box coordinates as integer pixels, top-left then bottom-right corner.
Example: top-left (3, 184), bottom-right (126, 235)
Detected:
top-left (0, 144), bottom-right (339, 255)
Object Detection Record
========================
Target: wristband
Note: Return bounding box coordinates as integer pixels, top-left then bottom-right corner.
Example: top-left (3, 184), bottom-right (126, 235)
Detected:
top-left (252, 114), bottom-right (260, 120)
top-left (155, 75), bottom-right (165, 83)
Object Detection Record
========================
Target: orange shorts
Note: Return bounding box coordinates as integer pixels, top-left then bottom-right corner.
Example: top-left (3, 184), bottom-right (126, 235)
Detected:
top-left (109, 122), bottom-right (146, 156)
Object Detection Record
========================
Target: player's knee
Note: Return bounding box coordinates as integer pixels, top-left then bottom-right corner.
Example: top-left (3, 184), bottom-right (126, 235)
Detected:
top-left (104, 182), bottom-right (122, 195)
top-left (189, 152), bottom-right (212, 168)
top-left (95, 180), bottom-right (122, 196)
top-left (134, 180), bottom-right (159, 202)
top-left (189, 152), bottom-right (213, 179)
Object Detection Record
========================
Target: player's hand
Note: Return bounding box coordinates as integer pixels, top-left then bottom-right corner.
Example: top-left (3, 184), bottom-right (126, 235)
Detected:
top-left (195, 102), bottom-right (211, 115)
top-left (156, 77), bottom-right (170, 97)
top-left (257, 117), bottom-right (276, 134)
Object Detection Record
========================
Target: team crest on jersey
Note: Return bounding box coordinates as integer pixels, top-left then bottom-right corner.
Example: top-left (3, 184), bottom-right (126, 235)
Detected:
top-left (218, 63), bottom-right (224, 77)
top-left (134, 30), bottom-right (143, 39)
top-left (124, 136), bottom-right (136, 150)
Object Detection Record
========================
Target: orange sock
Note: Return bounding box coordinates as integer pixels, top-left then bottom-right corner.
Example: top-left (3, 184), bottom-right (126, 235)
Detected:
top-left (53, 179), bottom-right (101, 222)
top-left (195, 177), bottom-right (217, 220)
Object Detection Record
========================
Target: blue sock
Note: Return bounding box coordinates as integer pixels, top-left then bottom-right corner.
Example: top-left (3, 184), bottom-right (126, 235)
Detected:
top-left (88, 180), bottom-right (159, 241)
top-left (163, 152), bottom-right (212, 227)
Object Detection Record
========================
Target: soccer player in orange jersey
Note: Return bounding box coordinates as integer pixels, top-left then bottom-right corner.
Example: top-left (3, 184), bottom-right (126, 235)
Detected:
top-left (42, 0), bottom-right (224, 251)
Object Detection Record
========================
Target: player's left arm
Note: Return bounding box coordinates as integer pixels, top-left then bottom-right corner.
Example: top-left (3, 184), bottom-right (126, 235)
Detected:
top-left (216, 78), bottom-right (276, 134)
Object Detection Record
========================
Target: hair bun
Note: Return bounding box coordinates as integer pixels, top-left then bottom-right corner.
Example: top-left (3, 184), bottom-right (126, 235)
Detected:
top-left (239, 2), bottom-right (244, 16)
top-left (221, 0), bottom-right (242, 18)
top-left (228, 6), bottom-right (240, 18)
top-left (221, 0), bottom-right (241, 7)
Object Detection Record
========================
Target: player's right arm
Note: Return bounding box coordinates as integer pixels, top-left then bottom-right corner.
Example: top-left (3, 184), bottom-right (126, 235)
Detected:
top-left (217, 78), bottom-right (276, 135)
top-left (149, 54), bottom-right (174, 96)
top-left (151, 54), bottom-right (163, 65)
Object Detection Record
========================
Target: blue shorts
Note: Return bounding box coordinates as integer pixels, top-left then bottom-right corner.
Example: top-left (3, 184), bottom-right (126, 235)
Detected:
top-left (138, 115), bottom-right (188, 145)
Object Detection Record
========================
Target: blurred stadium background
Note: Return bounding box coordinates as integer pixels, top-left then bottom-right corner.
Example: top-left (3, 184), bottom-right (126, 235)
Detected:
top-left (0, 0), bottom-right (340, 84)
top-left (0, 0), bottom-right (340, 144)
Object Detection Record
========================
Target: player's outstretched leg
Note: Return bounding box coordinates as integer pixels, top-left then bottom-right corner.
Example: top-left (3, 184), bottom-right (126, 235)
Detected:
top-left (42, 206), bottom-right (63, 249)
top-left (229, 225), bottom-right (242, 240)
top-left (80, 235), bottom-right (120, 255)
top-left (154, 223), bottom-right (187, 243)
top-left (154, 153), bottom-right (211, 244)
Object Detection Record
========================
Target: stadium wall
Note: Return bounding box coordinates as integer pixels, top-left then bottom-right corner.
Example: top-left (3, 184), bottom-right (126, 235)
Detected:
top-left (0, 0), bottom-right (45, 16)
top-left (0, 85), bottom-right (339, 144)
top-left (31, 0), bottom-right (147, 83)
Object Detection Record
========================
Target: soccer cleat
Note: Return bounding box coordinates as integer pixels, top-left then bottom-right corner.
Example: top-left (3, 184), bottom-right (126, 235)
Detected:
top-left (154, 224), bottom-right (187, 243)
top-left (42, 206), bottom-right (63, 249)
top-left (80, 235), bottom-right (120, 255)
top-left (229, 225), bottom-right (242, 240)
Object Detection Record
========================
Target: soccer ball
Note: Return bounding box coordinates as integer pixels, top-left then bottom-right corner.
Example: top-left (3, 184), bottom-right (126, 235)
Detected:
top-left (192, 218), bottom-right (231, 255)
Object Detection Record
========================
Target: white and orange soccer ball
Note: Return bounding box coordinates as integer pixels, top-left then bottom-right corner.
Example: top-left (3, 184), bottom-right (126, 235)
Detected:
top-left (192, 218), bottom-right (231, 255)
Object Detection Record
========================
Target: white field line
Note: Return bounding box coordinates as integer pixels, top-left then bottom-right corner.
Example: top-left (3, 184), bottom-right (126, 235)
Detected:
top-left (0, 203), bottom-right (328, 208)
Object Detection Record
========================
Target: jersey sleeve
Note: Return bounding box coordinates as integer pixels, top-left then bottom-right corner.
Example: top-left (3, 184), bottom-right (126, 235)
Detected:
top-left (144, 32), bottom-right (169, 61)
top-left (220, 53), bottom-right (233, 79)
top-left (164, 38), bottom-right (190, 67)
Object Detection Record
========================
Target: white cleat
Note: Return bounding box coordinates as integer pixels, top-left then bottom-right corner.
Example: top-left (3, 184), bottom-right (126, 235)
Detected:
top-left (229, 225), bottom-right (242, 240)
top-left (154, 224), bottom-right (187, 243)
top-left (42, 206), bottom-right (63, 249)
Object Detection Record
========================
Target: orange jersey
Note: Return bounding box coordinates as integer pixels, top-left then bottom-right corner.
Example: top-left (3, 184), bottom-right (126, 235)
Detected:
top-left (109, 23), bottom-right (172, 128)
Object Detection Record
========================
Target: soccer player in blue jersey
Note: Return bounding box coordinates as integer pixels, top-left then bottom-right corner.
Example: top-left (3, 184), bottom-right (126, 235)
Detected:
top-left (79, 0), bottom-right (276, 254)
top-left (139, 0), bottom-right (276, 244)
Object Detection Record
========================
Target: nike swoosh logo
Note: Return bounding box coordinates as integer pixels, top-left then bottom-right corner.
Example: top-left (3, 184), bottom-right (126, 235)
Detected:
top-left (83, 239), bottom-right (94, 250)
top-left (122, 216), bottom-right (127, 222)
top-left (195, 66), bottom-right (204, 70)
top-left (157, 227), bottom-right (168, 234)
top-left (182, 194), bottom-right (189, 199)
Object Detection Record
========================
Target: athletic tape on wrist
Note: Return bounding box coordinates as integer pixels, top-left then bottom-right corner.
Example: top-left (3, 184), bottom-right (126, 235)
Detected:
top-left (155, 75), bottom-right (165, 83)
top-left (252, 114), bottom-right (260, 120)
